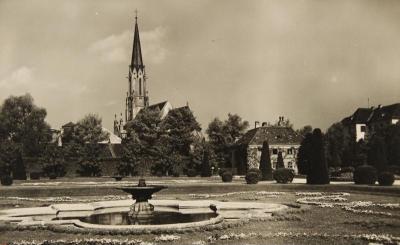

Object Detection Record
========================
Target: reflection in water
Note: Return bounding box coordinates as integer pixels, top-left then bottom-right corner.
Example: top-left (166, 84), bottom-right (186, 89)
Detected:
top-left (78, 211), bottom-right (217, 225)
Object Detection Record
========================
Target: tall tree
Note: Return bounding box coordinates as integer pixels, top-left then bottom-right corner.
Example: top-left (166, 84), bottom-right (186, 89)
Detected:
top-left (0, 94), bottom-right (51, 156)
top-left (201, 148), bottom-right (212, 177)
top-left (385, 124), bottom-right (400, 167)
top-left (367, 135), bottom-right (388, 172)
top-left (297, 125), bottom-right (313, 138)
top-left (297, 133), bottom-right (313, 175)
top-left (307, 128), bottom-right (330, 184)
top-left (259, 141), bottom-right (272, 180)
top-left (325, 122), bottom-right (351, 168)
top-left (277, 151), bottom-right (285, 169)
top-left (206, 114), bottom-right (249, 168)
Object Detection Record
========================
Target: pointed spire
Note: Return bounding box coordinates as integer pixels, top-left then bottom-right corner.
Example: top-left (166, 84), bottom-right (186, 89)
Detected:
top-left (131, 11), bottom-right (144, 69)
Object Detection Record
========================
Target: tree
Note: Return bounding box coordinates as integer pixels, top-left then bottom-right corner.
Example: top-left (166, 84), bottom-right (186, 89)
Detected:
top-left (277, 151), bottom-right (285, 169)
top-left (0, 94), bottom-right (51, 157)
top-left (64, 114), bottom-right (109, 177)
top-left (325, 122), bottom-right (351, 168)
top-left (42, 143), bottom-right (66, 177)
top-left (0, 141), bottom-right (25, 179)
top-left (385, 124), bottom-right (400, 167)
top-left (259, 141), bottom-right (272, 180)
top-left (124, 108), bottom-right (165, 175)
top-left (307, 128), bottom-right (330, 185)
top-left (297, 125), bottom-right (313, 138)
top-left (367, 135), bottom-right (388, 172)
top-left (297, 133), bottom-right (313, 175)
top-left (201, 149), bottom-right (212, 177)
top-left (206, 114), bottom-right (249, 168)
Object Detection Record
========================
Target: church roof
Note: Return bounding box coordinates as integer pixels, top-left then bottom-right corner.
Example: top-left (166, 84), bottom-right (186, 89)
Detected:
top-left (130, 18), bottom-right (144, 69)
top-left (236, 126), bottom-right (303, 146)
top-left (147, 101), bottom-right (168, 111)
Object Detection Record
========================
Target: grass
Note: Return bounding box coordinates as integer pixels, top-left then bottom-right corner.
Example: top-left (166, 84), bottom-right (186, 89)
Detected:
top-left (0, 177), bottom-right (399, 245)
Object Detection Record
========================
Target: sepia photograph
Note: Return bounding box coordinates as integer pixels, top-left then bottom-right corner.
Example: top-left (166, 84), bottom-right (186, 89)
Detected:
top-left (0, 0), bottom-right (399, 244)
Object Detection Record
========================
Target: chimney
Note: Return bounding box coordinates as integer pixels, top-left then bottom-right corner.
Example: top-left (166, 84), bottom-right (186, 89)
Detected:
top-left (377, 104), bottom-right (382, 109)
top-left (255, 121), bottom-right (260, 129)
top-left (262, 122), bottom-right (268, 127)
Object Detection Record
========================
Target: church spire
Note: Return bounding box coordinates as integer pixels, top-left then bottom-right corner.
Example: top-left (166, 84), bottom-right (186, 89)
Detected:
top-left (126, 11), bottom-right (148, 122)
top-left (130, 11), bottom-right (144, 70)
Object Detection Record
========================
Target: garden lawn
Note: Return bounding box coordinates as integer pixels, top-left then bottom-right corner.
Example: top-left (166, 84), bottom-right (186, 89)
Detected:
top-left (0, 177), bottom-right (399, 245)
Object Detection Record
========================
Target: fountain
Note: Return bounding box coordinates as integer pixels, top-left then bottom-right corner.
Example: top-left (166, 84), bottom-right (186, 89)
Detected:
top-left (117, 178), bottom-right (166, 224)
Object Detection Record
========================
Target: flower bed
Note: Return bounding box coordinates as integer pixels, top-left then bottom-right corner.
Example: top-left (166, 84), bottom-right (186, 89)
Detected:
top-left (296, 192), bottom-right (400, 218)
top-left (189, 191), bottom-right (285, 199)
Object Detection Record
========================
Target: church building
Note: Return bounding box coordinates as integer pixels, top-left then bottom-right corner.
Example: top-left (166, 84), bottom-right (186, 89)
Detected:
top-left (113, 14), bottom-right (193, 138)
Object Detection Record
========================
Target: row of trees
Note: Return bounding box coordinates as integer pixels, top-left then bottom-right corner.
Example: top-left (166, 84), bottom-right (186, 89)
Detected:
top-left (0, 93), bottom-right (112, 178)
top-left (322, 122), bottom-right (400, 172)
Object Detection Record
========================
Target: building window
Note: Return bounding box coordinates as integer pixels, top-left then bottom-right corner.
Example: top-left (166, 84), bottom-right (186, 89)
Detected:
top-left (287, 148), bottom-right (293, 155)
top-left (288, 161), bottom-right (293, 169)
top-left (139, 78), bottom-right (142, 96)
top-left (360, 125), bottom-right (366, 132)
top-left (272, 148), bottom-right (278, 155)
top-left (273, 161), bottom-right (277, 169)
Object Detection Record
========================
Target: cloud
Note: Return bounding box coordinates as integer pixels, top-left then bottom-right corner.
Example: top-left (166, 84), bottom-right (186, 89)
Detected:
top-left (88, 26), bottom-right (168, 64)
top-left (0, 66), bottom-right (34, 88)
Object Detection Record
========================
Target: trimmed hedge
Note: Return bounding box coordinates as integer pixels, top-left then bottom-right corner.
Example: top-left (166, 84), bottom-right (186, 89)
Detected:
top-left (378, 172), bottom-right (395, 186)
top-left (48, 173), bottom-right (57, 180)
top-left (0, 175), bottom-right (13, 186)
top-left (273, 168), bottom-right (295, 184)
top-left (245, 168), bottom-right (261, 184)
top-left (221, 171), bottom-right (233, 182)
top-left (354, 165), bottom-right (377, 185)
top-left (30, 172), bottom-right (41, 180)
top-left (186, 169), bottom-right (198, 177)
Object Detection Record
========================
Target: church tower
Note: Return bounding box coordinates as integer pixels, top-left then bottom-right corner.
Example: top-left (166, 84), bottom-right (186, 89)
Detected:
top-left (126, 13), bottom-right (149, 122)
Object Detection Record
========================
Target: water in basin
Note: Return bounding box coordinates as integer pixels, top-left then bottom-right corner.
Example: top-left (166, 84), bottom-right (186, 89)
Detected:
top-left (61, 211), bottom-right (218, 225)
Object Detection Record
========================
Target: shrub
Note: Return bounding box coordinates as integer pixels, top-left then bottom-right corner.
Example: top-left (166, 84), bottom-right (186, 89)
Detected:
top-left (187, 169), bottom-right (197, 177)
top-left (387, 165), bottom-right (400, 175)
top-left (0, 175), bottom-right (13, 186)
top-left (48, 172), bottom-right (57, 179)
top-left (30, 172), bottom-right (41, 180)
top-left (245, 168), bottom-right (261, 184)
top-left (354, 165), bottom-right (377, 185)
top-left (273, 168), bottom-right (295, 184)
top-left (155, 171), bottom-right (163, 177)
top-left (221, 171), bottom-right (233, 182)
top-left (378, 172), bottom-right (395, 186)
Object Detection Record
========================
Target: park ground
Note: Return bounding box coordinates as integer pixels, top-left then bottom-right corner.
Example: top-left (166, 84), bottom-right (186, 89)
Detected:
top-left (0, 177), bottom-right (399, 245)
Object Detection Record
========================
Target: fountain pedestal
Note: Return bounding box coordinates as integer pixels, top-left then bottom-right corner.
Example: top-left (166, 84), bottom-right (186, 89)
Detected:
top-left (118, 179), bottom-right (166, 225)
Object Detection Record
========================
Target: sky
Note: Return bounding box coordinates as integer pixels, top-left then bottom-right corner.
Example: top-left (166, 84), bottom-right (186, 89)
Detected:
top-left (0, 0), bottom-right (399, 132)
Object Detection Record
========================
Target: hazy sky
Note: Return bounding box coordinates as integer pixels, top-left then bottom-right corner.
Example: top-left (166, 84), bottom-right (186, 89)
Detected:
top-left (1, 0), bottom-right (399, 132)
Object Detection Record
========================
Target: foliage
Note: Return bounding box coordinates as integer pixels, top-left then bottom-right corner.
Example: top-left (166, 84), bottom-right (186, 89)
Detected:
top-left (30, 172), bottom-right (41, 180)
top-left (206, 114), bottom-right (249, 168)
top-left (354, 165), bottom-right (377, 185)
top-left (221, 171), bottom-right (233, 182)
top-left (259, 141), bottom-right (273, 180)
top-left (0, 141), bottom-right (26, 179)
top-left (48, 172), bottom-right (57, 179)
top-left (0, 175), bottom-right (13, 186)
top-left (273, 168), bottom-right (295, 184)
top-left (69, 114), bottom-right (109, 144)
top-left (367, 135), bottom-right (388, 172)
top-left (384, 124), bottom-right (400, 168)
top-left (76, 144), bottom-right (103, 177)
top-left (297, 132), bottom-right (313, 175)
top-left (273, 117), bottom-right (293, 128)
top-left (245, 168), bottom-right (261, 184)
top-left (387, 165), bottom-right (400, 175)
top-left (0, 94), bottom-right (51, 157)
top-left (307, 128), bottom-right (330, 185)
top-left (296, 125), bottom-right (313, 137)
top-left (377, 172), bottom-right (395, 186)
top-left (325, 122), bottom-right (351, 168)
top-left (41, 144), bottom-right (66, 177)
top-left (201, 149), bottom-right (212, 177)
top-left (276, 151), bottom-right (285, 169)
top-left (186, 168), bottom-right (198, 177)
